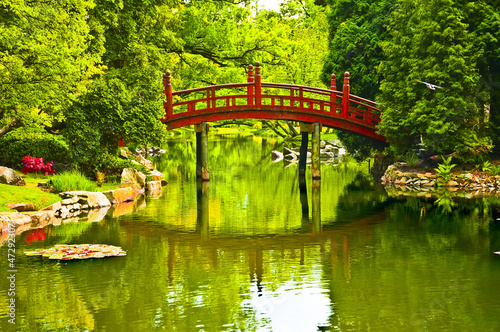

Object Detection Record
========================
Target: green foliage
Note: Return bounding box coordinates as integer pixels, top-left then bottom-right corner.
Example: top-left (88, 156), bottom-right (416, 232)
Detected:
top-left (0, 128), bottom-right (68, 168)
top-left (322, 0), bottom-right (396, 99)
top-left (434, 155), bottom-right (457, 184)
top-left (488, 164), bottom-right (500, 176)
top-left (402, 152), bottom-right (419, 167)
top-left (49, 170), bottom-right (98, 192)
top-left (377, 0), bottom-right (500, 158)
top-left (0, 0), bottom-right (103, 135)
top-left (63, 77), bottom-right (164, 176)
top-left (482, 160), bottom-right (492, 173)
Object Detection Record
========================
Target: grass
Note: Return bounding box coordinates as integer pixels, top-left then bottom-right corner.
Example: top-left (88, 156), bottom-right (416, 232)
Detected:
top-left (50, 170), bottom-right (99, 192)
top-left (0, 182), bottom-right (60, 212)
top-left (0, 170), bottom-right (123, 213)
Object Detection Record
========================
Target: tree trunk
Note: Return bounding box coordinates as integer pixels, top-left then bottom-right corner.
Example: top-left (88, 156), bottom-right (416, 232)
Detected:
top-left (0, 118), bottom-right (21, 139)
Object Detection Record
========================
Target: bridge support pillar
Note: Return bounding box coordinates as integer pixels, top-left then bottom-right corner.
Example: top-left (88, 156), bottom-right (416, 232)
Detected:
top-left (299, 123), bottom-right (312, 176)
top-left (195, 122), bottom-right (209, 181)
top-left (312, 122), bottom-right (321, 179)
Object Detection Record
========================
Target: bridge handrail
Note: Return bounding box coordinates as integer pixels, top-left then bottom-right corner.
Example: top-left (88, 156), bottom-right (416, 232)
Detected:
top-left (172, 82), bottom-right (253, 96)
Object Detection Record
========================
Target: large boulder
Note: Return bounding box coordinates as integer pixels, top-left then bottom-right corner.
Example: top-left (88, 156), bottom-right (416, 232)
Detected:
top-left (59, 191), bottom-right (111, 209)
top-left (103, 187), bottom-right (135, 204)
top-left (146, 181), bottom-right (162, 197)
top-left (0, 167), bottom-right (26, 186)
top-left (121, 168), bottom-right (146, 188)
top-left (136, 154), bottom-right (153, 169)
top-left (0, 212), bottom-right (31, 228)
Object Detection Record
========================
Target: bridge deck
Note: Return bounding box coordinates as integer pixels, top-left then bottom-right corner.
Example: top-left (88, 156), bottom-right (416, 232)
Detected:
top-left (161, 62), bottom-right (385, 141)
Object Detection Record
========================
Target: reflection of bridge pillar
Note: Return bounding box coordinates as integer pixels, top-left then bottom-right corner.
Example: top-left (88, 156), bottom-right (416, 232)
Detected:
top-left (312, 179), bottom-right (321, 233)
top-left (196, 180), bottom-right (209, 240)
top-left (299, 174), bottom-right (309, 219)
top-left (255, 248), bottom-right (264, 293)
top-left (167, 240), bottom-right (175, 284)
top-left (312, 122), bottom-right (321, 179)
top-left (195, 122), bottom-right (209, 181)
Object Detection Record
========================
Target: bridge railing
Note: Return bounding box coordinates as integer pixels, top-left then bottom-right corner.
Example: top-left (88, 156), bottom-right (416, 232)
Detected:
top-left (162, 62), bottom-right (380, 129)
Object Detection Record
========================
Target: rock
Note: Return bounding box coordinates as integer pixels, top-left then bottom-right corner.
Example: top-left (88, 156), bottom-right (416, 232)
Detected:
top-left (59, 191), bottom-right (111, 209)
top-left (121, 168), bottom-right (146, 188)
top-left (103, 187), bottom-right (135, 204)
top-left (136, 154), bottom-right (153, 168)
top-left (29, 211), bottom-right (54, 225)
top-left (0, 166), bottom-right (26, 186)
top-left (149, 169), bottom-right (165, 181)
top-left (161, 180), bottom-right (168, 187)
top-left (146, 181), bottom-right (162, 193)
top-left (119, 147), bottom-right (132, 159)
top-left (0, 212), bottom-right (31, 227)
top-left (443, 180), bottom-right (459, 187)
top-left (6, 203), bottom-right (37, 212)
top-left (41, 201), bottom-right (61, 212)
top-left (320, 140), bottom-right (326, 148)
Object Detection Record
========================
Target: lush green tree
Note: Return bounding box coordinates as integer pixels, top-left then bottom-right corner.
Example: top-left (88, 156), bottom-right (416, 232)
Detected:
top-left (378, 0), bottom-right (491, 159)
top-left (461, 1), bottom-right (500, 153)
top-left (321, 0), bottom-right (395, 99)
top-left (0, 0), bottom-right (102, 138)
top-left (320, 0), bottom-right (395, 158)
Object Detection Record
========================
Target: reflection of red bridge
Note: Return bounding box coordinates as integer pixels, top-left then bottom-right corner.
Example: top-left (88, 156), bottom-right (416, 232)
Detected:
top-left (161, 62), bottom-right (385, 142)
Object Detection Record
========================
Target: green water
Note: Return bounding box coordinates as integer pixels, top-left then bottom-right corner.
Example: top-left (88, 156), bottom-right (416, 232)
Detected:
top-left (1, 134), bottom-right (500, 331)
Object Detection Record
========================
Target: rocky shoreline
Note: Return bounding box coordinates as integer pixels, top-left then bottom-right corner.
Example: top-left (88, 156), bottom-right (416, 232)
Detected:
top-left (381, 164), bottom-right (500, 196)
top-left (0, 147), bottom-right (167, 242)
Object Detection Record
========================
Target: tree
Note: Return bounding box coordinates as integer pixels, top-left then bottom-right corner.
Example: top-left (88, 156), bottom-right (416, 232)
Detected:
top-left (320, 0), bottom-right (395, 158)
top-left (378, 0), bottom-right (491, 159)
top-left (321, 0), bottom-right (395, 99)
top-left (0, 0), bottom-right (102, 138)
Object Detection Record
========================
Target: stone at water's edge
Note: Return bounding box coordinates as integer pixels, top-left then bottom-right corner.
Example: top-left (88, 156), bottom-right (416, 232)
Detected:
top-left (59, 191), bottom-right (111, 209)
top-left (121, 168), bottom-right (146, 188)
top-left (0, 166), bottom-right (26, 186)
top-left (149, 169), bottom-right (165, 181)
top-left (0, 213), bottom-right (31, 227)
top-left (146, 181), bottom-right (162, 196)
top-left (6, 203), bottom-right (37, 212)
top-left (103, 187), bottom-right (135, 204)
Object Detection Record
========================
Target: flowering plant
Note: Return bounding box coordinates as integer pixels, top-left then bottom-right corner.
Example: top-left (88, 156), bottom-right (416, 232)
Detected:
top-left (21, 156), bottom-right (56, 175)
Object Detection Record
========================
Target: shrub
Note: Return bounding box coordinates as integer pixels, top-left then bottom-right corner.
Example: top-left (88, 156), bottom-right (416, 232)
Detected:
top-left (49, 170), bottom-right (98, 192)
top-left (0, 128), bottom-right (69, 168)
top-left (402, 152), bottom-right (419, 167)
top-left (434, 155), bottom-right (456, 184)
top-left (21, 156), bottom-right (56, 175)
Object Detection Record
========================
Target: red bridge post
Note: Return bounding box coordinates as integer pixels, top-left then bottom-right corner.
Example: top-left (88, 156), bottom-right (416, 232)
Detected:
top-left (163, 71), bottom-right (173, 119)
top-left (330, 73), bottom-right (336, 112)
top-left (342, 72), bottom-right (350, 118)
top-left (255, 62), bottom-right (261, 107)
top-left (247, 64), bottom-right (254, 106)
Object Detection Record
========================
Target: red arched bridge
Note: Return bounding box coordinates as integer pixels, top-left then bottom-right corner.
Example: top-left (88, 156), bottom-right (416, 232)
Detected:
top-left (161, 62), bottom-right (385, 142)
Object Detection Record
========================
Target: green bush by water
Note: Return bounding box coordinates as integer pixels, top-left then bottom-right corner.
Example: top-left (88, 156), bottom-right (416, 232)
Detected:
top-left (50, 170), bottom-right (98, 192)
top-left (0, 128), bottom-right (69, 168)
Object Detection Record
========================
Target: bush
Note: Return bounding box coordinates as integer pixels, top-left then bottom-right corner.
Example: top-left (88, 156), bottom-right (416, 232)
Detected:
top-left (0, 128), bottom-right (69, 168)
top-left (49, 170), bottom-right (98, 192)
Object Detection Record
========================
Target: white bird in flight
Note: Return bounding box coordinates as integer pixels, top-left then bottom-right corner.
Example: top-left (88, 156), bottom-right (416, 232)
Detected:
top-left (414, 79), bottom-right (442, 90)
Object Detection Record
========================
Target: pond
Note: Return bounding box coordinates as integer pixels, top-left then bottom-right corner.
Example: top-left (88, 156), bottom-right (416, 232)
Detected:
top-left (1, 133), bottom-right (500, 331)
